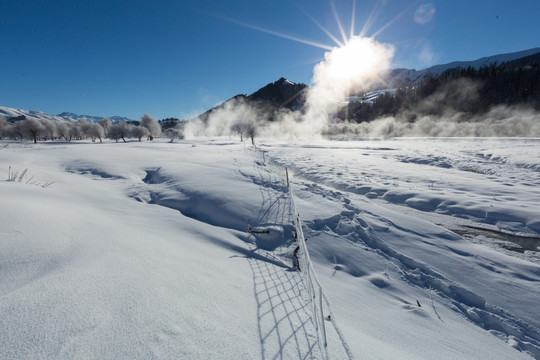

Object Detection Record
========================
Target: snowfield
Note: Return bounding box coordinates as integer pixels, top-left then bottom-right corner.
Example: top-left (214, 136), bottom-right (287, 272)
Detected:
top-left (1, 137), bottom-right (539, 359)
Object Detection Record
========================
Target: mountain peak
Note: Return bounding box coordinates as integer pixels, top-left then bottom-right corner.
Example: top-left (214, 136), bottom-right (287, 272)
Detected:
top-left (248, 77), bottom-right (307, 109)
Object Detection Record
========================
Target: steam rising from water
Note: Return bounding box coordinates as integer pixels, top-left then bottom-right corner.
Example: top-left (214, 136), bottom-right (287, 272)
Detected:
top-left (325, 105), bottom-right (540, 137)
top-left (186, 36), bottom-right (395, 139)
top-left (327, 77), bottom-right (540, 138)
top-left (185, 32), bottom-right (539, 139)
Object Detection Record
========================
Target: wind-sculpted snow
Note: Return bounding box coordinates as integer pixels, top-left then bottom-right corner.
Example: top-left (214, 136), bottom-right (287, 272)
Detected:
top-left (65, 160), bottom-right (125, 180)
top-left (264, 137), bottom-right (540, 358)
top-left (265, 138), bottom-right (540, 239)
top-left (1, 138), bottom-right (539, 359)
top-left (301, 185), bottom-right (540, 356)
top-left (0, 141), bottom-right (320, 359)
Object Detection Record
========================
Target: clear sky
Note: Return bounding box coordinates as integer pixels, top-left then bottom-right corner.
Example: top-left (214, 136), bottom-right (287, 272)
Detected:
top-left (1, 0), bottom-right (539, 120)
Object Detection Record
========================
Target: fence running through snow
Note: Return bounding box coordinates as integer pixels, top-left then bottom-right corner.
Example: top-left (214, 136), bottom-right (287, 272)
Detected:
top-left (286, 168), bottom-right (355, 360)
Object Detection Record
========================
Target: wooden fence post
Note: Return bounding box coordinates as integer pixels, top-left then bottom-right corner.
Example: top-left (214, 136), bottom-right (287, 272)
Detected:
top-left (320, 287), bottom-right (327, 347)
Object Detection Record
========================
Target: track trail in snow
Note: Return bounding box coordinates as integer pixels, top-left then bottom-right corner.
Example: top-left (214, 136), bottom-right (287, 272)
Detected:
top-left (242, 148), bottom-right (322, 359)
top-left (270, 156), bottom-right (540, 358)
top-left (81, 139), bottom-right (537, 359)
top-left (4, 140), bottom-right (537, 359)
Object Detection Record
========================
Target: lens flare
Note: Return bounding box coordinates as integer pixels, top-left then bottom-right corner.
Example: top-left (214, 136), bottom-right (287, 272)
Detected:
top-left (414, 4), bottom-right (435, 25)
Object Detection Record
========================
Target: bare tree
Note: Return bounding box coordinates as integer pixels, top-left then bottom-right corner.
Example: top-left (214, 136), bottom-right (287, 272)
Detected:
top-left (140, 114), bottom-right (161, 140)
top-left (3, 123), bottom-right (19, 140)
top-left (69, 123), bottom-right (83, 141)
top-left (230, 121), bottom-right (244, 142)
top-left (108, 122), bottom-right (131, 142)
top-left (108, 123), bottom-right (122, 142)
top-left (230, 119), bottom-right (257, 144)
top-left (21, 118), bottom-right (46, 143)
top-left (165, 127), bottom-right (184, 142)
top-left (131, 125), bottom-right (149, 142)
top-left (118, 122), bottom-right (131, 142)
top-left (39, 119), bottom-right (57, 140)
top-left (14, 121), bottom-right (26, 140)
top-left (87, 123), bottom-right (105, 142)
top-left (246, 121), bottom-right (257, 146)
top-left (76, 119), bottom-right (91, 139)
top-left (98, 117), bottom-right (111, 137)
top-left (0, 118), bottom-right (8, 139)
top-left (57, 121), bottom-right (72, 142)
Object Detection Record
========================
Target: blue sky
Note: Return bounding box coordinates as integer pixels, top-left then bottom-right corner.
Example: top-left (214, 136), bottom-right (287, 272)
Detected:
top-left (1, 0), bottom-right (539, 120)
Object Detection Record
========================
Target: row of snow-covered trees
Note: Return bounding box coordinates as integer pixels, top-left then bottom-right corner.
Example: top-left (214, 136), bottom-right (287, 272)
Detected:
top-left (0, 114), bottom-right (169, 143)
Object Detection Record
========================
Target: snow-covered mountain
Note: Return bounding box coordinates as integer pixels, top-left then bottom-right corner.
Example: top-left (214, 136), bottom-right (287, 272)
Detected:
top-left (57, 112), bottom-right (135, 123)
top-left (0, 106), bottom-right (67, 123)
top-left (2, 48), bottom-right (539, 125)
top-left (196, 47), bottom-right (540, 116)
top-left (389, 47), bottom-right (540, 86)
top-left (335, 47), bottom-right (540, 107)
top-left (0, 106), bottom-right (135, 124)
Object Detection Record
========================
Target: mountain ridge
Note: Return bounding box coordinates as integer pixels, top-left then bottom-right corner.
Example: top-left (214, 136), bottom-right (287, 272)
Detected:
top-left (198, 47), bottom-right (540, 120)
top-left (196, 77), bottom-right (308, 123)
top-left (2, 47), bottom-right (539, 122)
top-left (0, 106), bottom-right (137, 124)
top-left (57, 112), bottom-right (135, 123)
top-left (388, 47), bottom-right (540, 87)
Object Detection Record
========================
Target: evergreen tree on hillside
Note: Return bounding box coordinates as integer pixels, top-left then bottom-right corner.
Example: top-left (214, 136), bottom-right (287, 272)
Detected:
top-left (344, 55), bottom-right (540, 123)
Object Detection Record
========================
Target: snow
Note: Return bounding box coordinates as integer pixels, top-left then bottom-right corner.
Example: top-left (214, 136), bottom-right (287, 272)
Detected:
top-left (1, 138), bottom-right (539, 359)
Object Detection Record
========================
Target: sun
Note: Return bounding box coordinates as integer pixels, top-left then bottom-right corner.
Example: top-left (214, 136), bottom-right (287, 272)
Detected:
top-left (221, 0), bottom-right (399, 98)
top-left (220, 0), bottom-right (403, 128)
top-left (315, 36), bottom-right (393, 92)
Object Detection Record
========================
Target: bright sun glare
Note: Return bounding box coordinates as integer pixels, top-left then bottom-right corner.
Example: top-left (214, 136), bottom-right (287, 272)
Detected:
top-left (220, 0), bottom-right (400, 130)
top-left (224, 0), bottom-right (397, 98)
top-left (320, 36), bottom-right (392, 87)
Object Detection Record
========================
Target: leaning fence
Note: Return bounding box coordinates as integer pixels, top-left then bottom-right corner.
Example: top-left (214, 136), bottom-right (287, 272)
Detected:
top-left (287, 170), bottom-right (355, 360)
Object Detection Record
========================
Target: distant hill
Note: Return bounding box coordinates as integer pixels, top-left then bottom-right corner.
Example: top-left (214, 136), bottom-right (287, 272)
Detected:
top-left (387, 47), bottom-right (540, 87)
top-left (0, 107), bottom-right (136, 124)
top-left (57, 112), bottom-right (135, 123)
top-left (197, 77), bottom-right (307, 123)
top-left (339, 49), bottom-right (540, 123)
top-left (193, 47), bottom-right (540, 126)
top-left (3, 48), bottom-right (539, 127)
top-left (0, 107), bottom-right (67, 123)
top-left (248, 77), bottom-right (307, 110)
top-left (196, 48), bottom-right (540, 121)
